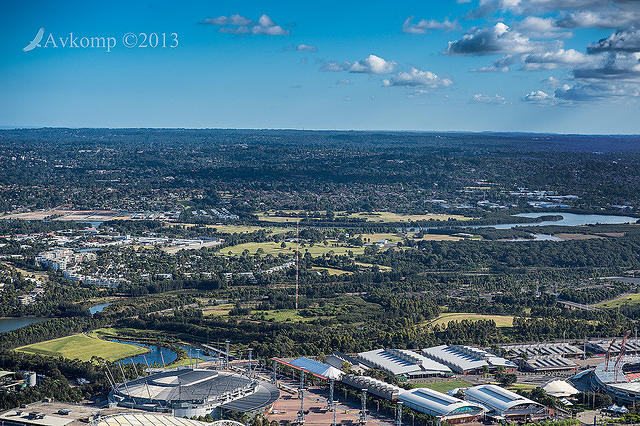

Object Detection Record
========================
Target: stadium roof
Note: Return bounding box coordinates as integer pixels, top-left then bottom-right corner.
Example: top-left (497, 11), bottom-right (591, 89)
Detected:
top-left (220, 381), bottom-right (280, 412)
top-left (114, 369), bottom-right (251, 402)
top-left (398, 387), bottom-right (485, 419)
top-left (274, 357), bottom-right (342, 380)
top-left (542, 380), bottom-right (579, 398)
top-left (357, 349), bottom-right (451, 376)
top-left (464, 384), bottom-right (544, 416)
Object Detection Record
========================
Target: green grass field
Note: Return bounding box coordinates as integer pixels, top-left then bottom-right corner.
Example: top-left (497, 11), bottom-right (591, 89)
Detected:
top-left (346, 211), bottom-right (473, 223)
top-left (16, 333), bottom-right (148, 362)
top-left (596, 292), bottom-right (640, 308)
top-left (428, 313), bottom-right (514, 328)
top-left (220, 240), bottom-right (367, 257)
top-left (311, 266), bottom-right (351, 275)
top-left (407, 380), bottom-right (472, 393)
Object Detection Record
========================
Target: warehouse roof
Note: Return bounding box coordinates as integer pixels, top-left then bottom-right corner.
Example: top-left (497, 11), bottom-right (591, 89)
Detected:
top-left (523, 356), bottom-right (578, 371)
top-left (357, 349), bottom-right (450, 376)
top-left (502, 342), bottom-right (583, 358)
top-left (421, 345), bottom-right (515, 373)
top-left (398, 387), bottom-right (485, 419)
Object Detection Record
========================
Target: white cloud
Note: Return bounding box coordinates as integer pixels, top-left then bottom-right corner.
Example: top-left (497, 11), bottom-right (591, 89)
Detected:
top-left (382, 67), bottom-right (453, 88)
top-left (523, 89), bottom-right (557, 104)
top-left (349, 55), bottom-right (396, 74)
top-left (446, 23), bottom-right (549, 55)
top-left (322, 55), bottom-right (397, 74)
top-left (296, 44), bottom-right (317, 52)
top-left (402, 17), bottom-right (459, 34)
top-left (202, 13), bottom-right (289, 36)
top-left (516, 16), bottom-right (572, 39)
top-left (472, 93), bottom-right (508, 104)
top-left (522, 48), bottom-right (590, 70)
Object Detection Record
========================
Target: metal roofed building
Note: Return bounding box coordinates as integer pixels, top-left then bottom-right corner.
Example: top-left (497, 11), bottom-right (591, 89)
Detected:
top-left (357, 348), bottom-right (452, 378)
top-left (110, 368), bottom-right (279, 418)
top-left (91, 414), bottom-right (243, 426)
top-left (340, 374), bottom-right (402, 401)
top-left (421, 345), bottom-right (516, 374)
top-left (501, 342), bottom-right (584, 358)
top-left (398, 387), bottom-right (486, 423)
top-left (277, 356), bottom-right (343, 380)
top-left (588, 338), bottom-right (640, 355)
top-left (464, 384), bottom-right (548, 422)
top-left (521, 356), bottom-right (579, 373)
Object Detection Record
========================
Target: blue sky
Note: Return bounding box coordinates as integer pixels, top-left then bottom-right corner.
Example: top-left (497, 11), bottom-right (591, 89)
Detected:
top-left (1, 0), bottom-right (640, 133)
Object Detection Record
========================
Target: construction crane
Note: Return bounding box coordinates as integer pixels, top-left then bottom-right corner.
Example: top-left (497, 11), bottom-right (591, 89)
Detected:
top-left (615, 330), bottom-right (632, 382)
top-left (605, 337), bottom-right (617, 371)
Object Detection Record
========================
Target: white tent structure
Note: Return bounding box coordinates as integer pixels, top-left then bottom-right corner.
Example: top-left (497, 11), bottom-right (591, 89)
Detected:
top-left (542, 380), bottom-right (579, 398)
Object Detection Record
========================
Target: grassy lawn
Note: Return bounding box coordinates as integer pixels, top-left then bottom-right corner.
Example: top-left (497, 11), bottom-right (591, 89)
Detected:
top-left (354, 262), bottom-right (392, 271)
top-left (311, 266), bottom-right (352, 275)
top-left (428, 313), bottom-right (514, 328)
top-left (596, 292), bottom-right (640, 308)
top-left (407, 380), bottom-right (472, 393)
top-left (252, 309), bottom-right (315, 322)
top-left (16, 333), bottom-right (148, 362)
top-left (202, 303), bottom-right (234, 316)
top-left (219, 240), bottom-right (366, 257)
top-left (346, 211), bottom-right (474, 223)
top-left (506, 383), bottom-right (538, 391)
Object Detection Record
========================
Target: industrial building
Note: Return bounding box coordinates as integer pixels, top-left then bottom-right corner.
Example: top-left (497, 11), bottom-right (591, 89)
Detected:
top-left (520, 356), bottom-right (579, 373)
top-left (464, 384), bottom-right (548, 422)
top-left (340, 374), bottom-right (401, 401)
top-left (357, 348), bottom-right (452, 378)
top-left (588, 338), bottom-right (640, 355)
top-left (501, 342), bottom-right (584, 358)
top-left (421, 345), bottom-right (516, 374)
top-left (340, 374), bottom-right (486, 423)
top-left (110, 368), bottom-right (279, 418)
top-left (398, 387), bottom-right (486, 424)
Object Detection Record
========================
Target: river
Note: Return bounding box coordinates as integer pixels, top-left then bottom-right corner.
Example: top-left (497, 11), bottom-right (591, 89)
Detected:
top-left (0, 317), bottom-right (48, 333)
top-left (482, 212), bottom-right (638, 230)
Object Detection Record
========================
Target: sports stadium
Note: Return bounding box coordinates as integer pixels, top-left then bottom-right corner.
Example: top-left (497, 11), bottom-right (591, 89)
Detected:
top-left (591, 356), bottom-right (640, 404)
top-left (110, 368), bottom-right (279, 418)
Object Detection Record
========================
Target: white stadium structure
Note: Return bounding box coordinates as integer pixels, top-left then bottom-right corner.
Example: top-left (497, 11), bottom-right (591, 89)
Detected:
top-left (110, 368), bottom-right (279, 418)
top-left (591, 356), bottom-right (640, 404)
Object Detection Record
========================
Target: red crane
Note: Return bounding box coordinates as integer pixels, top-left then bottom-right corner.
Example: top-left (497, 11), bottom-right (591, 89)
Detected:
top-left (605, 337), bottom-right (617, 371)
top-left (615, 330), bottom-right (632, 382)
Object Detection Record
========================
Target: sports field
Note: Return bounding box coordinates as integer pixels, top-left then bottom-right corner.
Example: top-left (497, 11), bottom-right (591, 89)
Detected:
top-left (15, 333), bottom-right (148, 362)
top-left (406, 380), bottom-right (472, 393)
top-left (428, 313), bottom-right (514, 328)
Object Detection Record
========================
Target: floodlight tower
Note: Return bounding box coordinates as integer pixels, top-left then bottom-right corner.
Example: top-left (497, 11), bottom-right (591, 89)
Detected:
top-left (397, 401), bottom-right (403, 426)
top-left (225, 340), bottom-right (230, 369)
top-left (295, 218), bottom-right (299, 311)
top-left (359, 389), bottom-right (367, 425)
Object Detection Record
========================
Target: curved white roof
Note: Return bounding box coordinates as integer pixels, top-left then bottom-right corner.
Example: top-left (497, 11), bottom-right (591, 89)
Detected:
top-left (398, 387), bottom-right (485, 418)
top-left (542, 380), bottom-right (579, 397)
top-left (465, 384), bottom-right (543, 415)
top-left (92, 413), bottom-right (244, 426)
